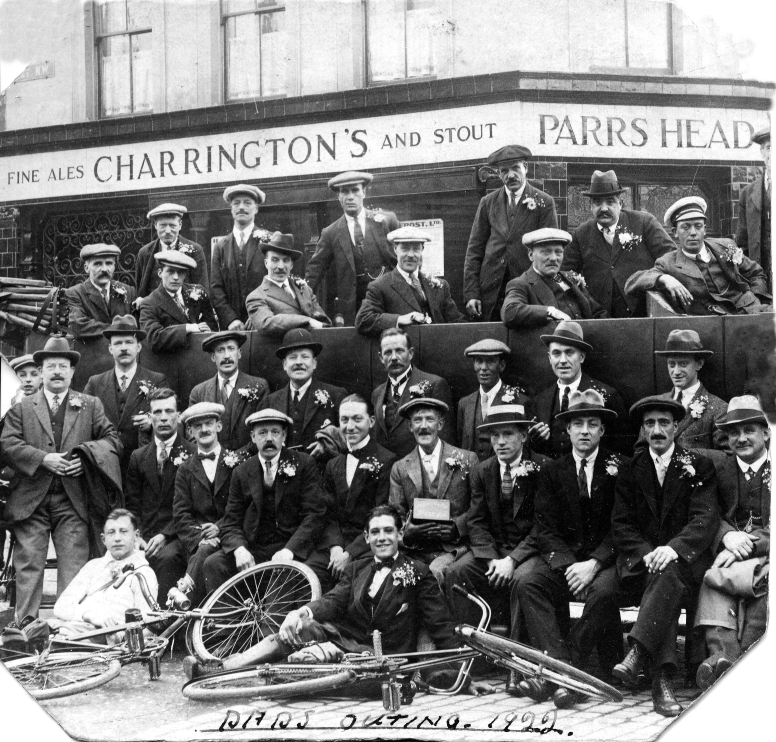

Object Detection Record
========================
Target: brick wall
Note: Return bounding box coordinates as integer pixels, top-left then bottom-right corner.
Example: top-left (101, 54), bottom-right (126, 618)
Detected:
top-left (527, 161), bottom-right (569, 230)
top-left (0, 206), bottom-right (19, 278)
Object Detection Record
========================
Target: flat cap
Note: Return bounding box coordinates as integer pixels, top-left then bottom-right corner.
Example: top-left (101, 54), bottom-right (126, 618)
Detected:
top-left (147, 203), bottom-right (187, 220)
top-left (261, 231), bottom-right (302, 259)
top-left (487, 145), bottom-right (532, 165)
top-left (154, 249), bottom-right (197, 270)
top-left (80, 243), bottom-right (121, 261)
top-left (664, 196), bottom-right (707, 227)
top-left (629, 395), bottom-right (685, 424)
top-left (223, 183), bottom-right (266, 205)
top-left (10, 354), bottom-right (37, 372)
top-left (523, 228), bottom-right (573, 248)
top-left (752, 127), bottom-right (770, 145)
top-left (540, 320), bottom-right (593, 353)
top-left (201, 331), bottom-right (248, 353)
top-left (464, 339), bottom-right (511, 357)
top-left (398, 397), bottom-right (449, 419)
top-left (181, 402), bottom-right (224, 426)
top-left (245, 408), bottom-right (293, 429)
top-left (327, 171), bottom-right (374, 191)
top-left (387, 226), bottom-right (431, 244)
top-left (477, 404), bottom-right (533, 430)
top-left (717, 395), bottom-right (768, 429)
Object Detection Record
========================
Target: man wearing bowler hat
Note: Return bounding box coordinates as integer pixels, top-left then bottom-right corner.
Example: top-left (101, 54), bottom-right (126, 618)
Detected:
top-left (66, 243), bottom-right (136, 340)
top-left (562, 170), bottom-right (674, 317)
top-left (463, 144), bottom-right (557, 322)
top-left (211, 183), bottom-right (272, 331)
top-left (246, 232), bottom-right (332, 336)
top-left (625, 196), bottom-right (771, 316)
top-left (305, 170), bottom-right (400, 325)
top-left (501, 227), bottom-right (608, 328)
top-left (135, 203), bottom-right (209, 305)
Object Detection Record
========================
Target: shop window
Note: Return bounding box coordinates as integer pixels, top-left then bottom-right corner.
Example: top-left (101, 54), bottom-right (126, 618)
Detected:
top-left (223, 0), bottom-right (287, 101)
top-left (95, 0), bottom-right (153, 117)
top-left (366, 0), bottom-right (440, 84)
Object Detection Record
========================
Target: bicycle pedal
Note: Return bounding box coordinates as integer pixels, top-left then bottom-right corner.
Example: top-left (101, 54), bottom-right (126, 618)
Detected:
top-left (400, 679), bottom-right (417, 705)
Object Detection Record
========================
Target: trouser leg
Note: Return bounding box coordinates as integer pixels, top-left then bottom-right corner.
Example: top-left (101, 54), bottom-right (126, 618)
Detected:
top-left (509, 555), bottom-right (543, 642)
top-left (12, 501), bottom-right (51, 621)
top-left (303, 547), bottom-right (336, 593)
top-left (49, 490), bottom-right (90, 600)
top-left (428, 552), bottom-right (455, 587)
top-left (203, 549), bottom-right (237, 594)
top-left (186, 542), bottom-right (220, 606)
top-left (147, 539), bottom-right (187, 605)
top-left (445, 552), bottom-right (501, 626)
top-left (740, 593), bottom-right (767, 653)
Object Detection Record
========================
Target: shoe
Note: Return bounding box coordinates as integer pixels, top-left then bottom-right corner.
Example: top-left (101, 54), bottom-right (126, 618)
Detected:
top-left (696, 655), bottom-right (733, 691)
top-left (182, 656), bottom-right (223, 681)
top-left (552, 687), bottom-right (579, 709)
top-left (613, 643), bottom-right (648, 688)
top-left (505, 670), bottom-right (524, 697)
top-left (519, 676), bottom-right (554, 702)
top-left (652, 674), bottom-right (683, 717)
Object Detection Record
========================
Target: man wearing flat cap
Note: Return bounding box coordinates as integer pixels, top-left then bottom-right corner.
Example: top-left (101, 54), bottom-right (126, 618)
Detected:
top-left (355, 227), bottom-right (465, 337)
top-left (457, 339), bottom-right (532, 461)
top-left (736, 127), bottom-right (771, 290)
top-left (65, 243), bottom-right (136, 340)
top-left (501, 228), bottom-right (608, 328)
top-left (562, 170), bottom-right (674, 317)
top-left (463, 145), bottom-right (557, 322)
top-left (135, 203), bottom-right (209, 306)
top-left (211, 183), bottom-right (272, 331)
top-left (625, 196), bottom-right (771, 316)
top-left (611, 396), bottom-right (719, 717)
top-left (305, 171), bottom-right (400, 325)
top-left (189, 331), bottom-right (269, 452)
top-left (139, 249), bottom-right (219, 353)
top-left (246, 232), bottom-right (332, 337)
top-left (9, 354), bottom-right (41, 401)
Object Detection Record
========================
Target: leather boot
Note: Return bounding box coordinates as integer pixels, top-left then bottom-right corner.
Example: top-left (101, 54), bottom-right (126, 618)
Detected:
top-left (518, 676), bottom-right (555, 702)
top-left (652, 669), bottom-right (683, 717)
top-left (696, 626), bottom-right (739, 690)
top-left (505, 670), bottom-right (524, 696)
top-left (613, 642), bottom-right (648, 688)
top-left (182, 656), bottom-right (224, 680)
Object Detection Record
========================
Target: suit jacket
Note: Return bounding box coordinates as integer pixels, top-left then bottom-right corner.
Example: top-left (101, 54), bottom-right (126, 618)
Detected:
top-left (354, 269), bottom-right (465, 337)
top-left (532, 372), bottom-right (631, 457)
top-left (219, 450), bottom-right (329, 559)
top-left (305, 210), bottom-right (400, 325)
top-left (389, 441), bottom-right (478, 550)
top-left (262, 379), bottom-right (347, 450)
top-left (736, 174), bottom-right (768, 267)
top-left (534, 448), bottom-right (626, 571)
top-left (189, 371), bottom-right (269, 451)
top-left (65, 279), bottom-right (137, 340)
top-left (611, 445), bottom-right (719, 582)
top-left (501, 266), bottom-right (608, 328)
top-left (173, 447), bottom-right (241, 556)
top-left (211, 232), bottom-right (268, 327)
top-left (139, 283), bottom-right (219, 353)
top-left (135, 237), bottom-right (209, 299)
top-left (245, 276), bottom-right (331, 337)
top-left (0, 388), bottom-right (121, 523)
top-left (466, 451), bottom-right (549, 564)
top-left (564, 210), bottom-right (675, 315)
top-left (372, 367), bottom-right (456, 459)
top-left (464, 184), bottom-right (558, 321)
top-left (318, 438), bottom-right (397, 560)
top-left (83, 366), bottom-right (169, 475)
top-left (308, 552), bottom-right (458, 654)
top-left (125, 435), bottom-right (195, 541)
top-left (624, 239), bottom-right (771, 315)
top-left (651, 386), bottom-right (727, 450)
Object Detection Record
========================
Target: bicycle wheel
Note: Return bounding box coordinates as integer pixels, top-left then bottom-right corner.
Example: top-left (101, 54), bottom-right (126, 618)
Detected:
top-left (457, 626), bottom-right (623, 702)
top-left (182, 664), bottom-right (355, 701)
top-left (189, 561), bottom-right (321, 662)
top-left (5, 651), bottom-right (121, 700)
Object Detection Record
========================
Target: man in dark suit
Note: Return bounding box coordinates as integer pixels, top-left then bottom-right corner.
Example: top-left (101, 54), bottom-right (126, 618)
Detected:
top-left (736, 127), bottom-right (771, 290)
top-left (371, 328), bottom-right (455, 458)
top-left (611, 396), bottom-right (719, 717)
top-left (445, 404), bottom-right (549, 694)
top-left (139, 249), bottom-right (219, 353)
top-left (134, 203), bottom-right (209, 306)
top-left (189, 330), bottom-right (268, 452)
top-left (83, 315), bottom-right (168, 482)
top-left (502, 228), bottom-right (608, 328)
top-left (125, 388), bottom-right (195, 604)
top-left (211, 184), bottom-right (271, 331)
top-left (694, 396), bottom-right (770, 691)
top-left (531, 321), bottom-right (630, 457)
top-left (625, 196), bottom-right (771, 316)
top-left (0, 337), bottom-right (120, 622)
top-left (355, 227), bottom-right (465, 337)
top-left (516, 391), bottom-right (626, 708)
top-left (246, 232), bottom-right (332, 337)
top-left (562, 170), bottom-right (675, 317)
top-left (463, 144), bottom-right (557, 322)
top-left (66, 243), bottom-right (136, 340)
top-left (305, 171), bottom-right (400, 325)
top-left (262, 329), bottom-right (347, 458)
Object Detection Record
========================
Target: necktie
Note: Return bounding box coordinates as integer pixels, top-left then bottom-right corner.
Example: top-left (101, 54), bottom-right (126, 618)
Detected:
top-left (51, 394), bottom-right (60, 414)
top-left (392, 382), bottom-right (401, 401)
top-left (560, 387), bottom-right (570, 412)
top-left (198, 452), bottom-right (216, 461)
top-left (508, 193), bottom-right (517, 221)
top-left (578, 458), bottom-right (589, 498)
top-left (352, 218), bottom-right (365, 250)
top-left (283, 282), bottom-right (296, 300)
top-left (221, 378), bottom-right (231, 405)
top-left (481, 392), bottom-right (489, 417)
top-left (501, 463), bottom-right (514, 496)
top-left (602, 227), bottom-right (614, 246)
top-left (292, 390), bottom-right (300, 408)
top-left (423, 454), bottom-right (437, 480)
top-left (654, 456), bottom-right (667, 487)
top-left (264, 459), bottom-right (275, 487)
top-left (100, 287), bottom-right (109, 306)
top-left (744, 467), bottom-right (754, 482)
top-left (174, 292), bottom-right (186, 313)
top-left (410, 273), bottom-right (425, 298)
top-left (674, 388), bottom-right (683, 405)
top-left (119, 374), bottom-right (128, 392)
top-left (238, 232), bottom-right (245, 249)
top-left (158, 445), bottom-right (168, 477)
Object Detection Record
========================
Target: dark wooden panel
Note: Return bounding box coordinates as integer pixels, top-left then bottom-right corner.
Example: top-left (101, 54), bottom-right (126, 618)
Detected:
top-left (310, 327), bottom-right (373, 398)
top-left (247, 333), bottom-right (288, 393)
top-left (723, 314), bottom-right (776, 402)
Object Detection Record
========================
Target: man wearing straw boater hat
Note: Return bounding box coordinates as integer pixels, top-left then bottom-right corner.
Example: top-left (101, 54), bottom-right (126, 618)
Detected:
top-left (563, 170), bottom-right (674, 317)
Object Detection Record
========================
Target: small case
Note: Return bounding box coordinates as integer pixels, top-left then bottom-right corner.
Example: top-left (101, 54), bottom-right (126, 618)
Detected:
top-left (412, 498), bottom-right (452, 522)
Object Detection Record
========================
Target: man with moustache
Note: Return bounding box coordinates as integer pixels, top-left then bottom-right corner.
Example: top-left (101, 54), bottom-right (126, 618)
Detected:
top-left (125, 388), bottom-right (195, 604)
top-left (134, 203), bottom-right (209, 306)
top-left (611, 396), bottom-right (719, 717)
top-left (464, 145), bottom-right (557, 322)
top-left (246, 232), bottom-right (332, 336)
top-left (305, 171), bottom-right (400, 325)
top-left (189, 331), bottom-right (269, 452)
top-left (371, 328), bottom-right (455, 459)
top-left (66, 244), bottom-right (136, 340)
top-left (562, 170), bottom-right (674, 317)
top-left (83, 315), bottom-right (168, 482)
top-left (211, 184), bottom-right (271, 331)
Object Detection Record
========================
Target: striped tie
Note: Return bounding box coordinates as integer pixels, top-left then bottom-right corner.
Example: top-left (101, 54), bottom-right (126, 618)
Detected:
top-left (501, 463), bottom-right (514, 496)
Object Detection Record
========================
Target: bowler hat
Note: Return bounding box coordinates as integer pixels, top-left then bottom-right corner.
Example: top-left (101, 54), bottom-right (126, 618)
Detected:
top-left (581, 170), bottom-right (627, 198)
top-left (80, 243), bottom-right (121, 261)
top-left (716, 395), bottom-right (768, 429)
top-left (327, 171), bottom-right (374, 191)
top-left (629, 395), bottom-right (685, 425)
top-left (147, 203), bottom-right (187, 220)
top-left (223, 183), bottom-right (266, 205)
top-left (476, 404), bottom-right (533, 431)
top-left (260, 231), bottom-right (302, 259)
top-left (181, 402), bottom-right (224, 426)
top-left (555, 389), bottom-right (617, 423)
top-left (275, 328), bottom-right (323, 359)
top-left (9, 354), bottom-right (37, 372)
top-left (102, 314), bottom-right (146, 341)
top-left (752, 127), bottom-right (770, 146)
top-left (664, 197), bottom-right (707, 227)
top-left (523, 228), bottom-right (573, 248)
top-left (487, 145), bottom-right (532, 165)
top-left (387, 226), bottom-right (431, 244)
top-left (245, 408), bottom-right (293, 429)
top-left (540, 321), bottom-right (593, 353)
top-left (201, 330), bottom-right (248, 353)
top-left (398, 397), bottom-right (450, 419)
top-left (154, 249), bottom-right (197, 270)
top-left (464, 339), bottom-right (511, 357)
top-left (32, 336), bottom-right (80, 366)
top-left (654, 329), bottom-right (713, 358)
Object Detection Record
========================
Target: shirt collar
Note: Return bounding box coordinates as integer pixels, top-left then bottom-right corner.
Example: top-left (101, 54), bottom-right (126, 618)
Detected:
top-left (481, 379), bottom-right (503, 401)
top-left (397, 266), bottom-right (419, 284)
top-left (198, 444), bottom-right (221, 459)
top-left (232, 224), bottom-right (254, 242)
top-left (597, 218), bottom-right (619, 234)
top-left (374, 553), bottom-right (399, 565)
top-left (290, 377), bottom-right (313, 398)
top-left (344, 210), bottom-right (366, 226)
top-left (504, 183), bottom-right (527, 204)
top-left (652, 443), bottom-right (675, 467)
top-left (268, 277), bottom-right (292, 290)
top-left (115, 365), bottom-right (138, 385)
top-left (573, 447), bottom-right (599, 466)
top-left (260, 451), bottom-right (282, 467)
top-left (348, 436), bottom-right (371, 454)
top-left (390, 366), bottom-right (412, 389)
top-left (682, 245), bottom-right (711, 263)
top-left (43, 388), bottom-right (67, 406)
top-left (557, 375), bottom-right (582, 393)
top-left (675, 380), bottom-right (701, 402)
top-left (155, 432), bottom-right (177, 450)
top-left (500, 452), bottom-right (523, 477)
top-left (90, 279), bottom-right (110, 295)
top-left (420, 439), bottom-right (443, 461)
top-left (737, 451), bottom-right (769, 474)
top-left (219, 370), bottom-right (239, 387)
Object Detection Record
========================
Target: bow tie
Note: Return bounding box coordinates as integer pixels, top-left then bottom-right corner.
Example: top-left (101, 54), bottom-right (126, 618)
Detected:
top-left (372, 558), bottom-right (394, 571)
top-left (348, 447), bottom-right (368, 460)
top-left (198, 452), bottom-right (216, 461)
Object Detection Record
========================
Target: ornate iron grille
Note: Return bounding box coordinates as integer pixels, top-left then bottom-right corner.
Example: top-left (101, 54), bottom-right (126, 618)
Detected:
top-left (42, 210), bottom-right (150, 288)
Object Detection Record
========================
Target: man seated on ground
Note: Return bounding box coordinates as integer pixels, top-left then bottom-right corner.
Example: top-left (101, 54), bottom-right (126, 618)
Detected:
top-left (49, 509), bottom-right (158, 644)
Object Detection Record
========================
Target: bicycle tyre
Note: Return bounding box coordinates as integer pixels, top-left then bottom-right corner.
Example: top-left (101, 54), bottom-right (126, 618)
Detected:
top-left (189, 561), bottom-right (321, 662)
top-left (457, 626), bottom-right (623, 702)
top-left (5, 650), bottom-right (121, 700)
top-left (182, 665), bottom-right (355, 701)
